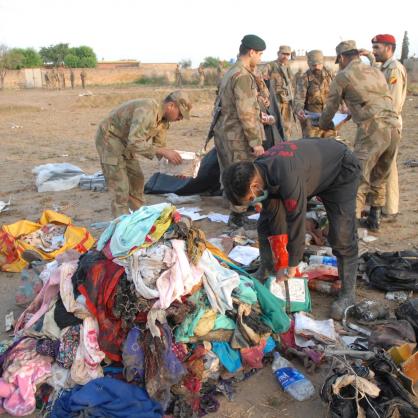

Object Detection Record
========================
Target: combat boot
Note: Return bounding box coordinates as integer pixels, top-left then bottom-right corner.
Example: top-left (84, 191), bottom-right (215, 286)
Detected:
top-left (331, 255), bottom-right (358, 321)
top-left (365, 206), bottom-right (382, 232)
top-left (253, 235), bottom-right (274, 282)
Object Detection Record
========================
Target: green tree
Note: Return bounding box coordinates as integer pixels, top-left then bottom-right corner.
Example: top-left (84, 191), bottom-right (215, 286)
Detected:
top-left (400, 31), bottom-right (409, 64)
top-left (0, 45), bottom-right (25, 89)
top-left (11, 48), bottom-right (42, 68)
top-left (179, 59), bottom-right (192, 69)
top-left (202, 56), bottom-right (221, 68)
top-left (39, 43), bottom-right (70, 65)
top-left (79, 56), bottom-right (97, 68)
top-left (64, 54), bottom-right (80, 68)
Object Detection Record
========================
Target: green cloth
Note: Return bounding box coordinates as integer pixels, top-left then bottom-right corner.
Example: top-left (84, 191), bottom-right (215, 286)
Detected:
top-left (214, 314), bottom-right (236, 330)
top-left (212, 255), bottom-right (291, 334)
top-left (233, 276), bottom-right (258, 305)
top-left (174, 290), bottom-right (208, 342)
top-left (265, 277), bottom-right (312, 313)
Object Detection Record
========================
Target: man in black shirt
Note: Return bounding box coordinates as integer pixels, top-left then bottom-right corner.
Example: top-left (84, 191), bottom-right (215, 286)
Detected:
top-left (222, 138), bottom-right (361, 320)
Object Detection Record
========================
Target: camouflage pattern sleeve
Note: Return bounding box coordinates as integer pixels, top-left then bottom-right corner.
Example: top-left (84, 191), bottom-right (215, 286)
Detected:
top-left (232, 74), bottom-right (263, 149)
top-left (319, 75), bottom-right (344, 130)
top-left (294, 73), bottom-right (307, 113)
top-left (127, 104), bottom-right (156, 151)
top-left (152, 123), bottom-right (168, 149)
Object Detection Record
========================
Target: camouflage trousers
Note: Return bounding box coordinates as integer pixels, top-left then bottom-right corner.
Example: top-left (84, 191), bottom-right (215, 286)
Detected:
top-left (383, 148), bottom-right (399, 215)
top-left (199, 76), bottom-right (205, 88)
top-left (214, 133), bottom-right (253, 214)
top-left (279, 102), bottom-right (293, 139)
top-left (300, 119), bottom-right (337, 139)
top-left (95, 123), bottom-right (145, 218)
top-left (354, 119), bottom-right (400, 218)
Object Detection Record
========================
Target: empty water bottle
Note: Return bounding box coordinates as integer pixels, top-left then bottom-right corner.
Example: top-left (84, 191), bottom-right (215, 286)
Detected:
top-left (309, 255), bottom-right (337, 267)
top-left (272, 352), bottom-right (315, 401)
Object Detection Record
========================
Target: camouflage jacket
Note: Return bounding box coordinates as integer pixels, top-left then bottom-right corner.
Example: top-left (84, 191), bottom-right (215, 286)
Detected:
top-left (319, 58), bottom-right (399, 129)
top-left (268, 61), bottom-right (294, 103)
top-left (100, 99), bottom-right (169, 159)
top-left (294, 68), bottom-right (333, 113)
top-left (214, 59), bottom-right (265, 149)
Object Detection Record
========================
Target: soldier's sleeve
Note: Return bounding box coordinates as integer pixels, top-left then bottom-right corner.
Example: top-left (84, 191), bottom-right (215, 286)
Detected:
top-left (233, 74), bottom-right (263, 148)
top-left (127, 105), bottom-right (156, 155)
top-left (319, 75), bottom-right (344, 130)
top-left (279, 172), bottom-right (307, 267)
top-left (152, 124), bottom-right (168, 149)
top-left (294, 74), bottom-right (307, 113)
top-left (387, 64), bottom-right (407, 114)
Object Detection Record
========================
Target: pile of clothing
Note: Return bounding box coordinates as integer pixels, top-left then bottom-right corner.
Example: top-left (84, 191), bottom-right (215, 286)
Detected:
top-left (1, 203), bottom-right (300, 417)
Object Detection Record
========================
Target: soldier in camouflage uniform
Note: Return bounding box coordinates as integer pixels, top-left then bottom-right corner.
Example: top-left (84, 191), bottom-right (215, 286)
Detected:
top-left (268, 45), bottom-right (294, 139)
top-left (70, 69), bottom-right (75, 89)
top-left (80, 70), bottom-right (86, 89)
top-left (319, 40), bottom-right (400, 232)
top-left (295, 50), bottom-right (336, 138)
top-left (95, 91), bottom-right (192, 217)
top-left (198, 64), bottom-right (205, 88)
top-left (175, 64), bottom-right (182, 88)
top-left (214, 34), bottom-right (266, 227)
top-left (360, 34), bottom-right (407, 223)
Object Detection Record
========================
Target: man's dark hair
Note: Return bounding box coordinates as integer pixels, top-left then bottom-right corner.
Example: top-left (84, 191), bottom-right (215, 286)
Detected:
top-left (164, 93), bottom-right (176, 103)
top-left (239, 44), bottom-right (251, 56)
top-left (222, 161), bottom-right (256, 206)
top-left (384, 42), bottom-right (396, 53)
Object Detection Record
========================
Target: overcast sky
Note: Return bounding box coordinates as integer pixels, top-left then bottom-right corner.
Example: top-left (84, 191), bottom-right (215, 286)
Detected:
top-left (1, 0), bottom-right (416, 66)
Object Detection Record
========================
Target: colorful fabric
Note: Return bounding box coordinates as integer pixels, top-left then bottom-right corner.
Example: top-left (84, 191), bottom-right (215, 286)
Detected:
top-left (50, 377), bottom-right (163, 418)
top-left (96, 203), bottom-right (170, 257)
top-left (212, 342), bottom-right (242, 373)
top-left (71, 317), bottom-right (105, 385)
top-left (78, 258), bottom-right (126, 361)
top-left (0, 338), bottom-right (52, 416)
top-left (56, 325), bottom-right (80, 369)
top-left (0, 210), bottom-right (94, 273)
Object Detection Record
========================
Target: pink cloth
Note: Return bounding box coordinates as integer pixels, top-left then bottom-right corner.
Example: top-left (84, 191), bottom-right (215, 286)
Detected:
top-left (71, 317), bottom-right (105, 385)
top-left (155, 240), bottom-right (203, 309)
top-left (0, 338), bottom-right (52, 416)
top-left (15, 253), bottom-right (80, 332)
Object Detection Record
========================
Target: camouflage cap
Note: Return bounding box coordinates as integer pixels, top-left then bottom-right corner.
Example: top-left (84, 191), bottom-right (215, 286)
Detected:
top-left (241, 34), bottom-right (266, 51)
top-left (168, 90), bottom-right (192, 119)
top-left (335, 40), bottom-right (358, 63)
top-left (278, 45), bottom-right (292, 54)
top-left (307, 50), bottom-right (324, 65)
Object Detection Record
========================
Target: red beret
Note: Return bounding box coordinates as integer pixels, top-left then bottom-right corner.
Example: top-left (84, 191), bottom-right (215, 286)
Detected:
top-left (372, 34), bottom-right (396, 44)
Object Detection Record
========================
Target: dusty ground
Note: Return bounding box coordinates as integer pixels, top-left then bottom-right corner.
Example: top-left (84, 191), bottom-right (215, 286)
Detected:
top-left (0, 85), bottom-right (418, 417)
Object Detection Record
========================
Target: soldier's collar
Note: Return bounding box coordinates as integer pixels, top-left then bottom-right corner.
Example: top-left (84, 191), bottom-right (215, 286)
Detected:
top-left (382, 56), bottom-right (395, 69)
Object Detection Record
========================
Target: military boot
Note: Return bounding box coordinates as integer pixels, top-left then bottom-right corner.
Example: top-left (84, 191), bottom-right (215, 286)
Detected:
top-left (331, 255), bottom-right (358, 321)
top-left (253, 235), bottom-right (274, 282)
top-left (365, 206), bottom-right (382, 232)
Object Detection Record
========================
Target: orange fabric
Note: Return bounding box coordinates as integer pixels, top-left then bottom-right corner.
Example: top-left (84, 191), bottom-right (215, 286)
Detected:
top-left (268, 234), bottom-right (289, 270)
top-left (0, 210), bottom-right (95, 272)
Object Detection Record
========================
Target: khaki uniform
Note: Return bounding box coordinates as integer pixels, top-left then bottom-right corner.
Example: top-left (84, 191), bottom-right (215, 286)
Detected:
top-left (80, 70), bottom-right (86, 89)
top-left (380, 57), bottom-right (407, 215)
top-left (175, 65), bottom-right (182, 88)
top-left (96, 99), bottom-right (169, 217)
top-left (268, 60), bottom-right (294, 139)
top-left (295, 68), bottom-right (336, 138)
top-left (70, 70), bottom-right (75, 89)
top-left (198, 66), bottom-right (205, 88)
top-left (319, 58), bottom-right (400, 218)
top-left (214, 59), bottom-right (265, 213)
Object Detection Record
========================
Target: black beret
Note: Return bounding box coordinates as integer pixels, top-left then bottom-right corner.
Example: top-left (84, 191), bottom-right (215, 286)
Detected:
top-left (241, 34), bottom-right (266, 51)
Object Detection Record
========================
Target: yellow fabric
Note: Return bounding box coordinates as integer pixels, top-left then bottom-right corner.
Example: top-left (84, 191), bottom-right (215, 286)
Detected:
top-left (139, 205), bottom-right (175, 249)
top-left (206, 241), bottom-right (232, 263)
top-left (194, 309), bottom-right (217, 337)
top-left (0, 210), bottom-right (95, 272)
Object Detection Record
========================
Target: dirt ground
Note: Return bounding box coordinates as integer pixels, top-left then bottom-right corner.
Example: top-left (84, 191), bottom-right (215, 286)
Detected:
top-left (0, 85), bottom-right (418, 418)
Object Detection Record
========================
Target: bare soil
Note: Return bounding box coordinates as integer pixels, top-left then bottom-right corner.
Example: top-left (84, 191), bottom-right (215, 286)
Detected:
top-left (1, 86), bottom-right (418, 418)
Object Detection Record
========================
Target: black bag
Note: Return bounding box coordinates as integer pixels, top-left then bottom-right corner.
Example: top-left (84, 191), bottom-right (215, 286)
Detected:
top-left (364, 251), bottom-right (418, 291)
top-left (396, 298), bottom-right (418, 336)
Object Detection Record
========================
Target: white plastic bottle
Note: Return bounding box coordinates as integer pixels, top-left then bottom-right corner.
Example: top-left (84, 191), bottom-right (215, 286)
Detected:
top-left (271, 352), bottom-right (315, 401)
